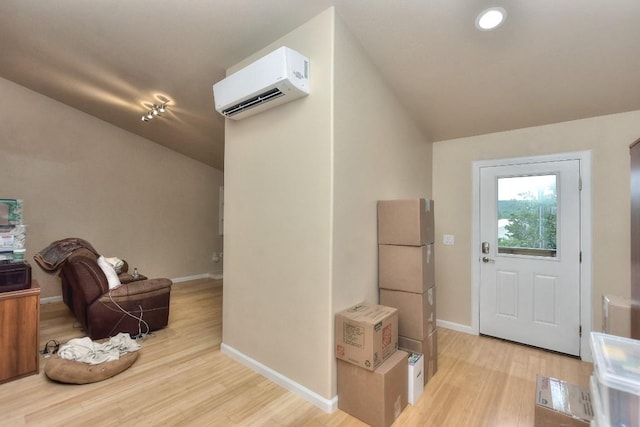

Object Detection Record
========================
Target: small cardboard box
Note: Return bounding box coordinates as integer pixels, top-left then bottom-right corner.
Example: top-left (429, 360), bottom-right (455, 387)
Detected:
top-left (407, 352), bottom-right (424, 405)
top-left (534, 375), bottom-right (593, 427)
top-left (377, 199), bottom-right (434, 246)
top-left (379, 286), bottom-right (435, 340)
top-left (398, 329), bottom-right (438, 385)
top-left (379, 244), bottom-right (435, 293)
top-left (338, 349), bottom-right (409, 427)
top-left (335, 302), bottom-right (398, 371)
top-left (602, 294), bottom-right (631, 338)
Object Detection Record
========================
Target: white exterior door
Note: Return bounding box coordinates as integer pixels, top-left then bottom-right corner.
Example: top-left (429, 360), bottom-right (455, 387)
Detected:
top-left (479, 159), bottom-right (581, 356)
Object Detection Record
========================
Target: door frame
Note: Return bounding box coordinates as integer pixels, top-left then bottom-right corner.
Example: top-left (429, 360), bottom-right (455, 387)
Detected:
top-left (471, 150), bottom-right (593, 361)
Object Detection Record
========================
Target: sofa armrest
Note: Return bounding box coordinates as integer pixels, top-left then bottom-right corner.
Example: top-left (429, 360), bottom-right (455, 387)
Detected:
top-left (118, 273), bottom-right (148, 284)
top-left (101, 278), bottom-right (172, 303)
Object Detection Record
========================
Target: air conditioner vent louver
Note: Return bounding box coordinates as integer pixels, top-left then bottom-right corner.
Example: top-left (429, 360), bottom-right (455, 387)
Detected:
top-left (221, 88), bottom-right (284, 118)
top-left (213, 46), bottom-right (309, 120)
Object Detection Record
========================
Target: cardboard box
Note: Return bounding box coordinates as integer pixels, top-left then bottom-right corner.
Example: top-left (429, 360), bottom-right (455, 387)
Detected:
top-left (377, 199), bottom-right (434, 246)
top-left (380, 287), bottom-right (435, 340)
top-left (335, 302), bottom-right (398, 371)
top-left (426, 330), bottom-right (438, 384)
top-left (338, 349), bottom-right (408, 427)
top-left (407, 352), bottom-right (424, 405)
top-left (398, 329), bottom-right (438, 385)
top-left (379, 244), bottom-right (435, 293)
top-left (602, 294), bottom-right (631, 338)
top-left (534, 375), bottom-right (593, 427)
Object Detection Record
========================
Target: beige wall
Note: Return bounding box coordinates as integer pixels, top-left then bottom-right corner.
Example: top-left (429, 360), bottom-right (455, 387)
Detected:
top-left (332, 15), bottom-right (432, 307)
top-left (223, 9), bottom-right (335, 399)
top-left (223, 7), bottom-right (432, 400)
top-left (433, 110), bottom-right (640, 332)
top-left (0, 77), bottom-right (224, 298)
top-left (331, 13), bottom-right (431, 389)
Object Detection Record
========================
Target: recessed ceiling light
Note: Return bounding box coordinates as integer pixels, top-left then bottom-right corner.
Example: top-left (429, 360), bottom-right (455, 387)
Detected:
top-left (475, 7), bottom-right (507, 31)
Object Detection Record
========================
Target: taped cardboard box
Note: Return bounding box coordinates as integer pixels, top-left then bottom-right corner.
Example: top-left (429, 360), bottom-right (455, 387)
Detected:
top-left (534, 375), bottom-right (593, 427)
top-left (602, 294), bottom-right (631, 338)
top-left (335, 302), bottom-right (398, 371)
top-left (379, 243), bottom-right (435, 293)
top-left (380, 286), bottom-right (435, 340)
top-left (377, 198), bottom-right (434, 246)
top-left (338, 349), bottom-right (408, 427)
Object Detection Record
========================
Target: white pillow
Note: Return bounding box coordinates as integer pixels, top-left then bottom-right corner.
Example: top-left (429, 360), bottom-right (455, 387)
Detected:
top-left (104, 256), bottom-right (125, 274)
top-left (97, 255), bottom-right (122, 289)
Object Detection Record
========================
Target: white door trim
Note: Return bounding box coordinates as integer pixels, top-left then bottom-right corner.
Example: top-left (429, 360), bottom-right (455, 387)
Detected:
top-left (471, 151), bottom-right (593, 361)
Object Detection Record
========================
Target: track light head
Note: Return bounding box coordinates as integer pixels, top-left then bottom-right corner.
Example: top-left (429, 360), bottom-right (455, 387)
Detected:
top-left (140, 100), bottom-right (170, 123)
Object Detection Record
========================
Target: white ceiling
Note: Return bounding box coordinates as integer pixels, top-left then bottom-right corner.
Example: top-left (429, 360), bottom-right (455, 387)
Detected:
top-left (1, 1), bottom-right (639, 170)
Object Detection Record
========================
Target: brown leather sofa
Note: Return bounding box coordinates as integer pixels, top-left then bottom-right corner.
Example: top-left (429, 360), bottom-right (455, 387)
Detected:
top-left (58, 247), bottom-right (172, 340)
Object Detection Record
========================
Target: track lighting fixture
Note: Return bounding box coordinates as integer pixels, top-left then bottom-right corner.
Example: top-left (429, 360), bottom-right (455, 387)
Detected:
top-left (141, 102), bottom-right (169, 122)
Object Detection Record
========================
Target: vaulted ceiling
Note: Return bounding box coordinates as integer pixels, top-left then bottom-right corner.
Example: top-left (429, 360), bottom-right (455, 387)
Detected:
top-left (2, 1), bottom-right (639, 171)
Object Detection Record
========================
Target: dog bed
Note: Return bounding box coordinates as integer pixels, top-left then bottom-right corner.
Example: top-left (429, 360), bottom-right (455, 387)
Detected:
top-left (44, 349), bottom-right (138, 384)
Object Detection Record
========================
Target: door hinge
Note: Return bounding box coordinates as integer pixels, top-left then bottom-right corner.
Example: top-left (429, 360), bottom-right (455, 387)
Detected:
top-left (579, 325), bottom-right (582, 337)
top-left (579, 177), bottom-right (582, 191)
top-left (579, 251), bottom-right (582, 263)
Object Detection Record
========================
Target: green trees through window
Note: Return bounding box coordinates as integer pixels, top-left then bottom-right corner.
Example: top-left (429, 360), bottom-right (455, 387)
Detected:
top-left (498, 175), bottom-right (557, 256)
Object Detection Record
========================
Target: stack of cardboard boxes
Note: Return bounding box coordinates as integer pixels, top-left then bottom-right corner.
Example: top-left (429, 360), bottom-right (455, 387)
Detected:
top-left (333, 198), bottom-right (436, 426)
top-left (377, 199), bottom-right (437, 386)
top-left (335, 302), bottom-right (409, 427)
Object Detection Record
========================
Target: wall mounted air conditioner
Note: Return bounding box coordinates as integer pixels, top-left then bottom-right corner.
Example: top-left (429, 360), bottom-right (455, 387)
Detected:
top-left (213, 46), bottom-right (310, 120)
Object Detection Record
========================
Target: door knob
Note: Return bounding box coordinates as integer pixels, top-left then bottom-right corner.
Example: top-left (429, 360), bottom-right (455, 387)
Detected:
top-left (482, 256), bottom-right (495, 263)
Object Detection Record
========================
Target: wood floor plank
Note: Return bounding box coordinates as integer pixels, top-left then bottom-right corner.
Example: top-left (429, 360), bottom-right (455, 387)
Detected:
top-left (0, 278), bottom-right (592, 426)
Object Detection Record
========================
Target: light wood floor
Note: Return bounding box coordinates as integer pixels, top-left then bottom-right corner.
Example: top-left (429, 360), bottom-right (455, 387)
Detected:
top-left (0, 278), bottom-right (592, 426)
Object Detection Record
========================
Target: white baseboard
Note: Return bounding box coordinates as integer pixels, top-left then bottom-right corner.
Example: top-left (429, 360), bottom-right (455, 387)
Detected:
top-left (437, 319), bottom-right (477, 336)
top-left (171, 273), bottom-right (212, 283)
top-left (41, 295), bottom-right (63, 304)
top-left (172, 273), bottom-right (222, 282)
top-left (220, 342), bottom-right (338, 413)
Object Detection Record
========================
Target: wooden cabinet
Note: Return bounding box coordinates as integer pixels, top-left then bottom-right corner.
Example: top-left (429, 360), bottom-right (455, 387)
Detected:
top-left (631, 140), bottom-right (640, 339)
top-left (0, 281), bottom-right (40, 383)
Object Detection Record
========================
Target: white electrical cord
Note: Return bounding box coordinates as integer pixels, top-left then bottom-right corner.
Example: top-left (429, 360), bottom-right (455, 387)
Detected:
top-left (105, 289), bottom-right (150, 339)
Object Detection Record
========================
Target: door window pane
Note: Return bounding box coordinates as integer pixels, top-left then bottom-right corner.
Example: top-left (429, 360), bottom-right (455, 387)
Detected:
top-left (498, 174), bottom-right (557, 257)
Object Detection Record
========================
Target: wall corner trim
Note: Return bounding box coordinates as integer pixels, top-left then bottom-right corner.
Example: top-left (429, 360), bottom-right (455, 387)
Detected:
top-left (220, 342), bottom-right (338, 413)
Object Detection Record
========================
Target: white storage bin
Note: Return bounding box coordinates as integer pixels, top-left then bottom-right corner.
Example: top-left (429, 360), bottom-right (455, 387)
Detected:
top-left (590, 332), bottom-right (640, 427)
